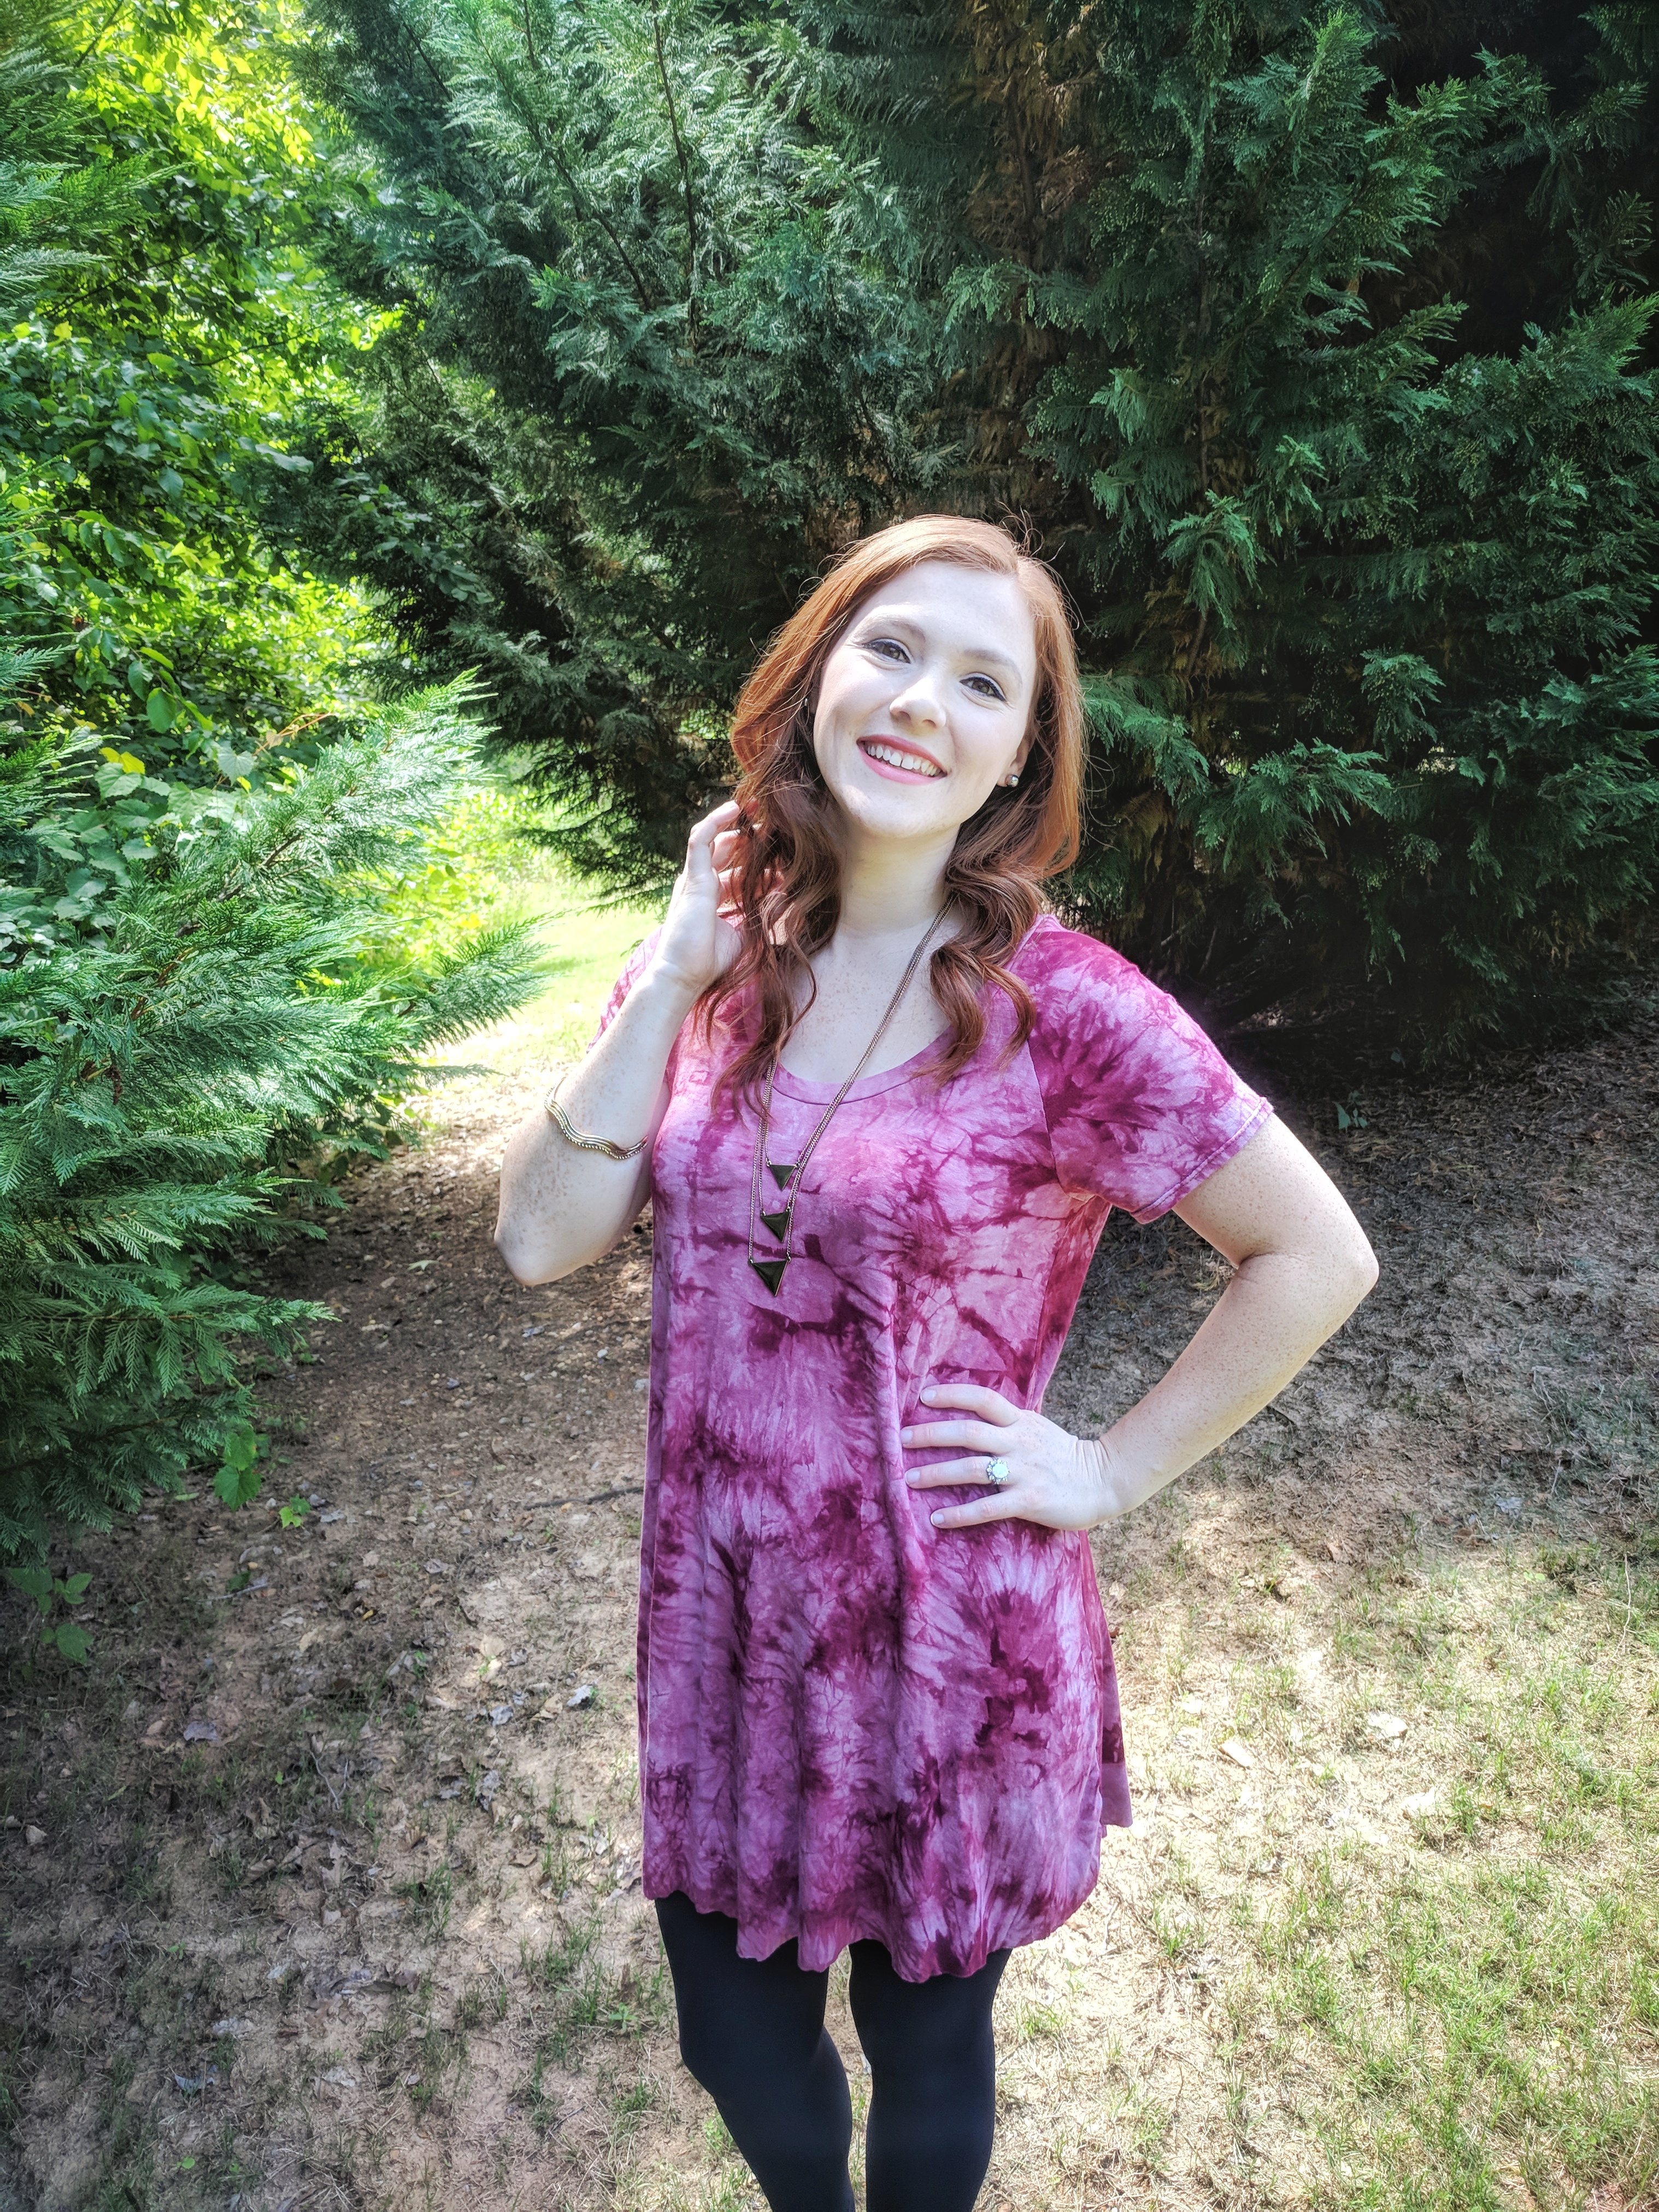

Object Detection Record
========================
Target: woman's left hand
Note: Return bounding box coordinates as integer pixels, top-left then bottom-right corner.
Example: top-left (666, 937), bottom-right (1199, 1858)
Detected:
top-left (901, 1384), bottom-right (1118, 1532)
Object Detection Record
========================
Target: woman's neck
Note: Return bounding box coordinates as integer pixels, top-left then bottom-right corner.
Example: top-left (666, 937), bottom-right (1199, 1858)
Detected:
top-left (831, 823), bottom-right (955, 944)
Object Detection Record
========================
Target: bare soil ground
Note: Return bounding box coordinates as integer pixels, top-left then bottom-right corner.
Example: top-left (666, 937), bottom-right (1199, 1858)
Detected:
top-left (3, 1007), bottom-right (1657, 2212)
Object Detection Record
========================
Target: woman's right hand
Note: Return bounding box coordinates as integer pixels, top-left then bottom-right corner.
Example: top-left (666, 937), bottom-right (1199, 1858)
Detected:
top-left (647, 798), bottom-right (748, 999)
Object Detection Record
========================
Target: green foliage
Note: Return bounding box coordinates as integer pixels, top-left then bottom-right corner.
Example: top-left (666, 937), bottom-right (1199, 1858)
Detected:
top-left (297, 0), bottom-right (1659, 1060)
top-left (0, 0), bottom-right (391, 794)
top-left (3, 1562), bottom-right (92, 1663)
top-left (0, 685), bottom-right (548, 1561)
top-left (214, 1421), bottom-right (267, 1508)
top-left (0, 5), bottom-right (557, 1567)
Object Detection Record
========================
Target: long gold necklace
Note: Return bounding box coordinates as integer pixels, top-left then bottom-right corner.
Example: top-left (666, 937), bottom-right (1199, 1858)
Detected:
top-left (746, 910), bottom-right (948, 1296)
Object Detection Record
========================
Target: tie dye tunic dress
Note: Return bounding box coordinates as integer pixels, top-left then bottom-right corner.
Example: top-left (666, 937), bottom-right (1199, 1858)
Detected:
top-left (592, 914), bottom-right (1270, 1982)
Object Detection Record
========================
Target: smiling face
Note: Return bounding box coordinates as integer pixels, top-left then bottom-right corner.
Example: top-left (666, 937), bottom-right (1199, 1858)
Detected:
top-left (809, 560), bottom-right (1038, 857)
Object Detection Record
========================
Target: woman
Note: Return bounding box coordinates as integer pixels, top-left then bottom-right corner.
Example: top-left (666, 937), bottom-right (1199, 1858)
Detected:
top-left (495, 516), bottom-right (1376, 2212)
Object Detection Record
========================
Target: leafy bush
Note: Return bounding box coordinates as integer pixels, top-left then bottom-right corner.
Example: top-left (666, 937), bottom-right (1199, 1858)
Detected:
top-left (0, 0), bottom-right (390, 787)
top-left (0, 685), bottom-right (546, 1561)
top-left (0, 6), bottom-right (556, 1576)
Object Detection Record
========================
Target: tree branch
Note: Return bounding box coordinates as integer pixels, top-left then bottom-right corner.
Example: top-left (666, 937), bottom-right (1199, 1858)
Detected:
top-left (650, 1), bottom-right (700, 320)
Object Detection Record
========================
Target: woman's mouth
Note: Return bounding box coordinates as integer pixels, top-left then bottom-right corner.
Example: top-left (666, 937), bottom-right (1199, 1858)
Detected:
top-left (857, 738), bottom-right (945, 783)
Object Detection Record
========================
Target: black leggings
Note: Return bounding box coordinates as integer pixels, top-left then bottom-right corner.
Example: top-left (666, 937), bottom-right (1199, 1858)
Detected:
top-left (655, 1891), bottom-right (1009, 2212)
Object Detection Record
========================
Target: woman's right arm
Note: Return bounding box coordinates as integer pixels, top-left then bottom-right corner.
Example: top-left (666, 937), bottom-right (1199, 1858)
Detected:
top-left (493, 801), bottom-right (744, 1285)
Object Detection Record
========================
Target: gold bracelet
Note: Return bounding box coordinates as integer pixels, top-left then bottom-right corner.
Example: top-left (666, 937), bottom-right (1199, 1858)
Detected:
top-left (544, 1083), bottom-right (649, 1163)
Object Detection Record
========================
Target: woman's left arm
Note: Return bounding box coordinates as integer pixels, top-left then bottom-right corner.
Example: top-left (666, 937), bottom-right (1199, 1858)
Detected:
top-left (903, 1116), bottom-right (1379, 1532)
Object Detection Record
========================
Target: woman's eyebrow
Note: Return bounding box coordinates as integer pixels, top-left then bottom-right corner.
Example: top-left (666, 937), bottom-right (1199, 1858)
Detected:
top-left (963, 644), bottom-right (1023, 678)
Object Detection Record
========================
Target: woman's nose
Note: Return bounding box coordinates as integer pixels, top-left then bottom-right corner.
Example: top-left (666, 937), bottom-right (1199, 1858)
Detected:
top-left (890, 668), bottom-right (945, 728)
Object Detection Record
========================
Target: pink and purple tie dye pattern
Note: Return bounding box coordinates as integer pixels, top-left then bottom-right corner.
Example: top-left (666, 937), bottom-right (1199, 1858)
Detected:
top-left (589, 915), bottom-right (1272, 1981)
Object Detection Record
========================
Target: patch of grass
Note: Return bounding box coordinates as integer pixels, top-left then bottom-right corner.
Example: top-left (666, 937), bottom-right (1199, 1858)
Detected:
top-left (516, 1919), bottom-right (665, 2121)
top-left (1014, 1999), bottom-right (1067, 2045)
top-left (402, 2018), bottom-right (466, 2115)
top-left (1223, 1539), bottom-right (1659, 2210)
top-left (395, 1857), bottom-right (454, 1940)
top-left (539, 1830), bottom-right (573, 1896)
top-left (608, 2069), bottom-right (660, 2138)
top-left (416, 822), bottom-right (666, 1083)
top-left (361, 1993), bottom-right (413, 2069)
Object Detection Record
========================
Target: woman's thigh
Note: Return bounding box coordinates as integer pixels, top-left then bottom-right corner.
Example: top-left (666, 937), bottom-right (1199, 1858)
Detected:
top-left (654, 1891), bottom-right (834, 2087)
top-left (845, 1939), bottom-right (1009, 2076)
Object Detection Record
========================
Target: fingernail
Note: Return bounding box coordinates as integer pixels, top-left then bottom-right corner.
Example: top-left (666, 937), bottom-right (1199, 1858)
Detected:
top-left (899, 1429), bottom-right (912, 1444)
top-left (921, 1386), bottom-right (937, 1402)
top-left (931, 1511), bottom-right (944, 1526)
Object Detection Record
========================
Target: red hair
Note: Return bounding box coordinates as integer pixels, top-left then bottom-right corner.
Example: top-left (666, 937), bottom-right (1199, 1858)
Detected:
top-left (698, 515), bottom-right (1086, 1106)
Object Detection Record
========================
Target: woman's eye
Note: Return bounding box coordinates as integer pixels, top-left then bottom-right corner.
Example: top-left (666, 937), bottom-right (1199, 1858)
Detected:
top-left (868, 638), bottom-right (908, 661)
top-left (966, 675), bottom-right (1007, 701)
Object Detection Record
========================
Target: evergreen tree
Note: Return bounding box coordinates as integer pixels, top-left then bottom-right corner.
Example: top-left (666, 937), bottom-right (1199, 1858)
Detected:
top-left (0, 5), bottom-right (549, 1566)
top-left (292, 0), bottom-right (1659, 1058)
top-left (942, 2), bottom-right (1659, 1051)
top-left (0, 0), bottom-right (391, 799)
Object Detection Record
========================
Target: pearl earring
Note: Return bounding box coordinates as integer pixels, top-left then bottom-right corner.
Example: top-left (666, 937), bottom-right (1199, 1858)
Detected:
top-left (1005, 771), bottom-right (1020, 787)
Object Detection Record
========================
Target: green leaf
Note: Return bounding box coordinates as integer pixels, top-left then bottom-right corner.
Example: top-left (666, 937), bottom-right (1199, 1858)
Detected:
top-left (221, 1425), bottom-right (261, 1472)
top-left (214, 1458), bottom-right (263, 1509)
top-left (145, 689), bottom-right (178, 732)
top-left (49, 1622), bottom-right (91, 1666)
top-left (5, 1567), bottom-right (54, 1617)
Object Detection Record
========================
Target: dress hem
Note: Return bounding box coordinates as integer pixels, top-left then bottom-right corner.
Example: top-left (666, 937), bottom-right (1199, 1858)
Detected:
top-left (640, 1842), bottom-right (1118, 1983)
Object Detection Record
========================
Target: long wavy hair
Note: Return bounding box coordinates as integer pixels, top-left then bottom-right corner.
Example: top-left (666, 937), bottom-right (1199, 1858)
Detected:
top-left (697, 515), bottom-right (1086, 1108)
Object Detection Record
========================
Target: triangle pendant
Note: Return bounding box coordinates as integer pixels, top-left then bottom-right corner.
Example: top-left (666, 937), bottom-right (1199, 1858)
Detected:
top-left (759, 1206), bottom-right (791, 1242)
top-left (749, 1256), bottom-right (789, 1296)
top-left (768, 1161), bottom-right (797, 1189)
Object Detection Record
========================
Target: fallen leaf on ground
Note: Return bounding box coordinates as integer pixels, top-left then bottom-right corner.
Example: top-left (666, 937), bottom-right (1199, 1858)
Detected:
top-left (1220, 1737), bottom-right (1255, 1769)
top-left (1366, 1711), bottom-right (1409, 1739)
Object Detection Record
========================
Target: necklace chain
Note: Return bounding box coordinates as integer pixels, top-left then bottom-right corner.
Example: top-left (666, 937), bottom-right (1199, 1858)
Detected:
top-left (746, 910), bottom-right (948, 1296)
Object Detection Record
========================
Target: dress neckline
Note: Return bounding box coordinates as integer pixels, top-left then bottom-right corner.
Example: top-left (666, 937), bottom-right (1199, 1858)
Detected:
top-left (766, 915), bottom-right (1060, 1102)
top-left (770, 1028), bottom-right (954, 1103)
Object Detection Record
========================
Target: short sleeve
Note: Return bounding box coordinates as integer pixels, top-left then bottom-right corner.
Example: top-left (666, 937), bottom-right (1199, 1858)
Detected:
top-left (587, 926), bottom-right (666, 1051)
top-left (1019, 922), bottom-right (1272, 1223)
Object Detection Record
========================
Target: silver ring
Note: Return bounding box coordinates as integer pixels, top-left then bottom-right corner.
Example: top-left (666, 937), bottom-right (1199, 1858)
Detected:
top-left (983, 1456), bottom-right (1011, 1487)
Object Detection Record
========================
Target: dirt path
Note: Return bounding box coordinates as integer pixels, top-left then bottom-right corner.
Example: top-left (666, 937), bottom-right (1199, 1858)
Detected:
top-left (3, 1010), bottom-right (1656, 2211)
